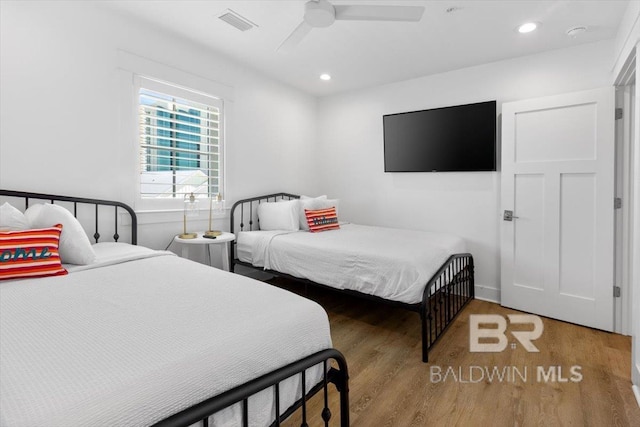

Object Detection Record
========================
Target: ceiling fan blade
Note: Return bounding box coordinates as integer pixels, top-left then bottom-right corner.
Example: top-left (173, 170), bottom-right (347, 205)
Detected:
top-left (278, 21), bottom-right (313, 52)
top-left (334, 5), bottom-right (424, 22)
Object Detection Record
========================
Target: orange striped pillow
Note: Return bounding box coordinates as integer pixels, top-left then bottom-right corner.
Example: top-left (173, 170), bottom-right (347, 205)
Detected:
top-left (0, 224), bottom-right (68, 280)
top-left (304, 207), bottom-right (340, 233)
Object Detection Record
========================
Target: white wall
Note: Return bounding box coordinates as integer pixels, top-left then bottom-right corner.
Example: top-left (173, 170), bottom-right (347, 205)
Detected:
top-left (316, 40), bottom-right (615, 301)
top-left (0, 1), bottom-right (317, 251)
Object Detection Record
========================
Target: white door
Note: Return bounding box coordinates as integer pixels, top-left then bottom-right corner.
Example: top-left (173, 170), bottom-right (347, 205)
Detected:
top-left (501, 87), bottom-right (615, 331)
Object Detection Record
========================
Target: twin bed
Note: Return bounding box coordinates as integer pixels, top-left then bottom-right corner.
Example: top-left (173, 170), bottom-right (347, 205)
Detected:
top-left (0, 190), bottom-right (348, 427)
top-left (230, 193), bottom-right (475, 363)
top-left (0, 189), bottom-right (474, 426)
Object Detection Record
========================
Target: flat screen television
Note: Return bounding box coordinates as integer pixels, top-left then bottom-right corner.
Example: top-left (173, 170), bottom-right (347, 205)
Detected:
top-left (383, 100), bottom-right (497, 172)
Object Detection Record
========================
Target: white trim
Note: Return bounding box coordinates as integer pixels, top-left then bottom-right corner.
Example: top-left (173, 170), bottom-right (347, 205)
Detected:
top-left (135, 209), bottom-right (228, 225)
top-left (633, 385), bottom-right (640, 408)
top-left (614, 84), bottom-right (635, 335)
top-left (612, 1), bottom-right (640, 78)
top-left (134, 76), bottom-right (224, 210)
top-left (474, 285), bottom-right (500, 304)
top-left (117, 50), bottom-right (232, 214)
top-left (631, 42), bottom-right (640, 390)
top-left (136, 75), bottom-right (224, 108)
top-left (117, 50), bottom-right (234, 101)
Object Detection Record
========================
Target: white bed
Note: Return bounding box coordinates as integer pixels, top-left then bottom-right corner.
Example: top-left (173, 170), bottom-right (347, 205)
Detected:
top-left (237, 223), bottom-right (466, 305)
top-left (230, 192), bottom-right (474, 363)
top-left (0, 243), bottom-right (332, 427)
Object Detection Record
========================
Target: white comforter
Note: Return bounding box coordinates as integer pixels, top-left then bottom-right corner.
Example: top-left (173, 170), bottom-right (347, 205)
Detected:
top-left (0, 244), bottom-right (331, 427)
top-left (238, 223), bottom-right (466, 305)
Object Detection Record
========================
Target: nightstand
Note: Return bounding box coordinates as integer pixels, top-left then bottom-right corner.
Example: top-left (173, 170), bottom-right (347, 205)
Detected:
top-left (173, 232), bottom-right (235, 271)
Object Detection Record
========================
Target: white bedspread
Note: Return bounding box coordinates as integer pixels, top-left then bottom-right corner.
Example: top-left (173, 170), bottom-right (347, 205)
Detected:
top-left (0, 244), bottom-right (331, 427)
top-left (237, 223), bottom-right (465, 304)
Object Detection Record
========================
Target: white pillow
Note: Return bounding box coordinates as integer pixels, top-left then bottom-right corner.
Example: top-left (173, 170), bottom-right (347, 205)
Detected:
top-left (25, 203), bottom-right (97, 265)
top-left (0, 202), bottom-right (29, 231)
top-left (257, 200), bottom-right (300, 231)
top-left (298, 196), bottom-right (339, 231)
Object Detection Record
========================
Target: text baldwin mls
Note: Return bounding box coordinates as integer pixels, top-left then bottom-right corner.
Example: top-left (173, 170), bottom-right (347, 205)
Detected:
top-left (429, 365), bottom-right (583, 384)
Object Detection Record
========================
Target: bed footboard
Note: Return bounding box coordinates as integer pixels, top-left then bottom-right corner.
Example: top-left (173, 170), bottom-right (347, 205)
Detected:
top-left (420, 253), bottom-right (474, 362)
top-left (153, 348), bottom-right (349, 427)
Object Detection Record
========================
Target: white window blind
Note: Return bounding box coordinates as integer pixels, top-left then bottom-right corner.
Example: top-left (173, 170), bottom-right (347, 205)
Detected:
top-left (138, 77), bottom-right (223, 200)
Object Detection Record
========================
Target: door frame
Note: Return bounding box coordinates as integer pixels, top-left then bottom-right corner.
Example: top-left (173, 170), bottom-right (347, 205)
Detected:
top-left (614, 44), bottom-right (640, 400)
top-left (614, 77), bottom-right (635, 336)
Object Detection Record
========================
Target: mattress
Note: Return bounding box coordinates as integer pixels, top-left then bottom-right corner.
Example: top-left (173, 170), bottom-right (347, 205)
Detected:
top-left (237, 223), bottom-right (466, 305)
top-left (0, 243), bottom-right (331, 427)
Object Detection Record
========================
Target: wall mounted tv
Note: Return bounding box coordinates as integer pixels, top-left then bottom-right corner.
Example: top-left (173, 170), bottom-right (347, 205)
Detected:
top-left (383, 100), bottom-right (497, 172)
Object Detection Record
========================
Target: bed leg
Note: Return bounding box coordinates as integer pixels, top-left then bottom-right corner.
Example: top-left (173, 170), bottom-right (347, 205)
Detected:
top-left (329, 354), bottom-right (350, 427)
top-left (420, 308), bottom-right (429, 363)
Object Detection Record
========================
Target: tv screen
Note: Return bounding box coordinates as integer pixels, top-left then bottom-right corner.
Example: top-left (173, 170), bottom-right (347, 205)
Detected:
top-left (383, 100), bottom-right (497, 172)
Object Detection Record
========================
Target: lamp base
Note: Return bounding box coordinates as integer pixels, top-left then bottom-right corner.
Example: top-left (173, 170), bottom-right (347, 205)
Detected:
top-left (179, 232), bottom-right (198, 239)
top-left (204, 230), bottom-right (222, 238)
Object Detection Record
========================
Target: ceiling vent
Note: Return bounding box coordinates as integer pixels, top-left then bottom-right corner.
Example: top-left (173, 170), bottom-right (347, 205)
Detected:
top-left (218, 9), bottom-right (258, 32)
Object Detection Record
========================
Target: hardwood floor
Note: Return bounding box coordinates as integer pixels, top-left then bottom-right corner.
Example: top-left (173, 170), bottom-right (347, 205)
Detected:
top-left (270, 278), bottom-right (640, 427)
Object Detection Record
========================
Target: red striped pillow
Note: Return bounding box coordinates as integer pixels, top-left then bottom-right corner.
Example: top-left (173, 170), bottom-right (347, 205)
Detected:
top-left (0, 224), bottom-right (68, 280)
top-left (304, 207), bottom-right (340, 233)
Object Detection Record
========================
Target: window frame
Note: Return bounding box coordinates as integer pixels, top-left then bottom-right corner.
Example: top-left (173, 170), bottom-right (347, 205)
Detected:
top-left (133, 75), bottom-right (225, 212)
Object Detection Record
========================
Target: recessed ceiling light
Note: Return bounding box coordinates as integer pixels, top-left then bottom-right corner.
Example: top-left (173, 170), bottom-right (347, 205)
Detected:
top-left (320, 73), bottom-right (331, 81)
top-left (517, 22), bottom-right (539, 33)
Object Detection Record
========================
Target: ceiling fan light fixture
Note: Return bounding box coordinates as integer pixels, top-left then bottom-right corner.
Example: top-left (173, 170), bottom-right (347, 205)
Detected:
top-left (279, 0), bottom-right (426, 52)
top-left (517, 22), bottom-right (539, 33)
top-left (304, 0), bottom-right (336, 27)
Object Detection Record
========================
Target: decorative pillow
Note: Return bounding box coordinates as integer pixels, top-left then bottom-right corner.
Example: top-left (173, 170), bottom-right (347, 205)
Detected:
top-left (0, 202), bottom-right (29, 231)
top-left (298, 197), bottom-right (339, 231)
top-left (25, 203), bottom-right (97, 265)
top-left (0, 224), bottom-right (68, 280)
top-left (257, 200), bottom-right (300, 231)
top-left (304, 207), bottom-right (340, 233)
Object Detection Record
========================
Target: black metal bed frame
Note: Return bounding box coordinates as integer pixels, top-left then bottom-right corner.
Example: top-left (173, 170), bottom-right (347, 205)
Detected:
top-left (0, 189), bottom-right (137, 244)
top-left (0, 189), bottom-right (350, 427)
top-left (230, 193), bottom-right (475, 363)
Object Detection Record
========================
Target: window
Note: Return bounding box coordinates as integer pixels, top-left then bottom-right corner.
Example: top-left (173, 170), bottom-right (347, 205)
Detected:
top-left (137, 77), bottom-right (223, 203)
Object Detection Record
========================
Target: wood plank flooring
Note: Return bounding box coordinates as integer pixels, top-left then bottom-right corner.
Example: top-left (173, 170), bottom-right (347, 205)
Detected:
top-left (270, 278), bottom-right (640, 427)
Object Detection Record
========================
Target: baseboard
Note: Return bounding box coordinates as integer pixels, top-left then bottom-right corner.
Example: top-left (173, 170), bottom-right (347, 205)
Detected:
top-left (474, 284), bottom-right (500, 304)
top-left (633, 385), bottom-right (640, 408)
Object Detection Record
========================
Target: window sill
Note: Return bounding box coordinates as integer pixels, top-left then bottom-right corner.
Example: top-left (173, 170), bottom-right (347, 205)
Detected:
top-left (126, 209), bottom-right (229, 225)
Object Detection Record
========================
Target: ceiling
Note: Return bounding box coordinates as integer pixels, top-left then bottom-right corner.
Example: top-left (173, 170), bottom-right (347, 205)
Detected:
top-left (102, 0), bottom-right (630, 97)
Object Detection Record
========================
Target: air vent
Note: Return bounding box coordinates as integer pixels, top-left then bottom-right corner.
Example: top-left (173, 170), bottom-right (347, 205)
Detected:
top-left (218, 9), bottom-right (258, 32)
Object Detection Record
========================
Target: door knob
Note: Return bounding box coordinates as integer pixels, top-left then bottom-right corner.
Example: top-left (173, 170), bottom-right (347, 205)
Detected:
top-left (503, 210), bottom-right (519, 221)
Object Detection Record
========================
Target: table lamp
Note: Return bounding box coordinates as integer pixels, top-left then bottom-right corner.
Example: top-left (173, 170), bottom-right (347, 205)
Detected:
top-left (179, 192), bottom-right (199, 239)
top-left (204, 193), bottom-right (223, 238)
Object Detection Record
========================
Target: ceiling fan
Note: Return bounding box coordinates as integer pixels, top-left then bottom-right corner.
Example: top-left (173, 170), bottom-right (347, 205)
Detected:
top-left (278, 0), bottom-right (425, 52)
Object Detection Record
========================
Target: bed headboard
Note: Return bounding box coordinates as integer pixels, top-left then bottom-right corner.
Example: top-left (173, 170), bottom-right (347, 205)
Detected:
top-left (0, 189), bottom-right (137, 245)
top-left (229, 193), bottom-right (299, 271)
top-left (230, 193), bottom-right (299, 234)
